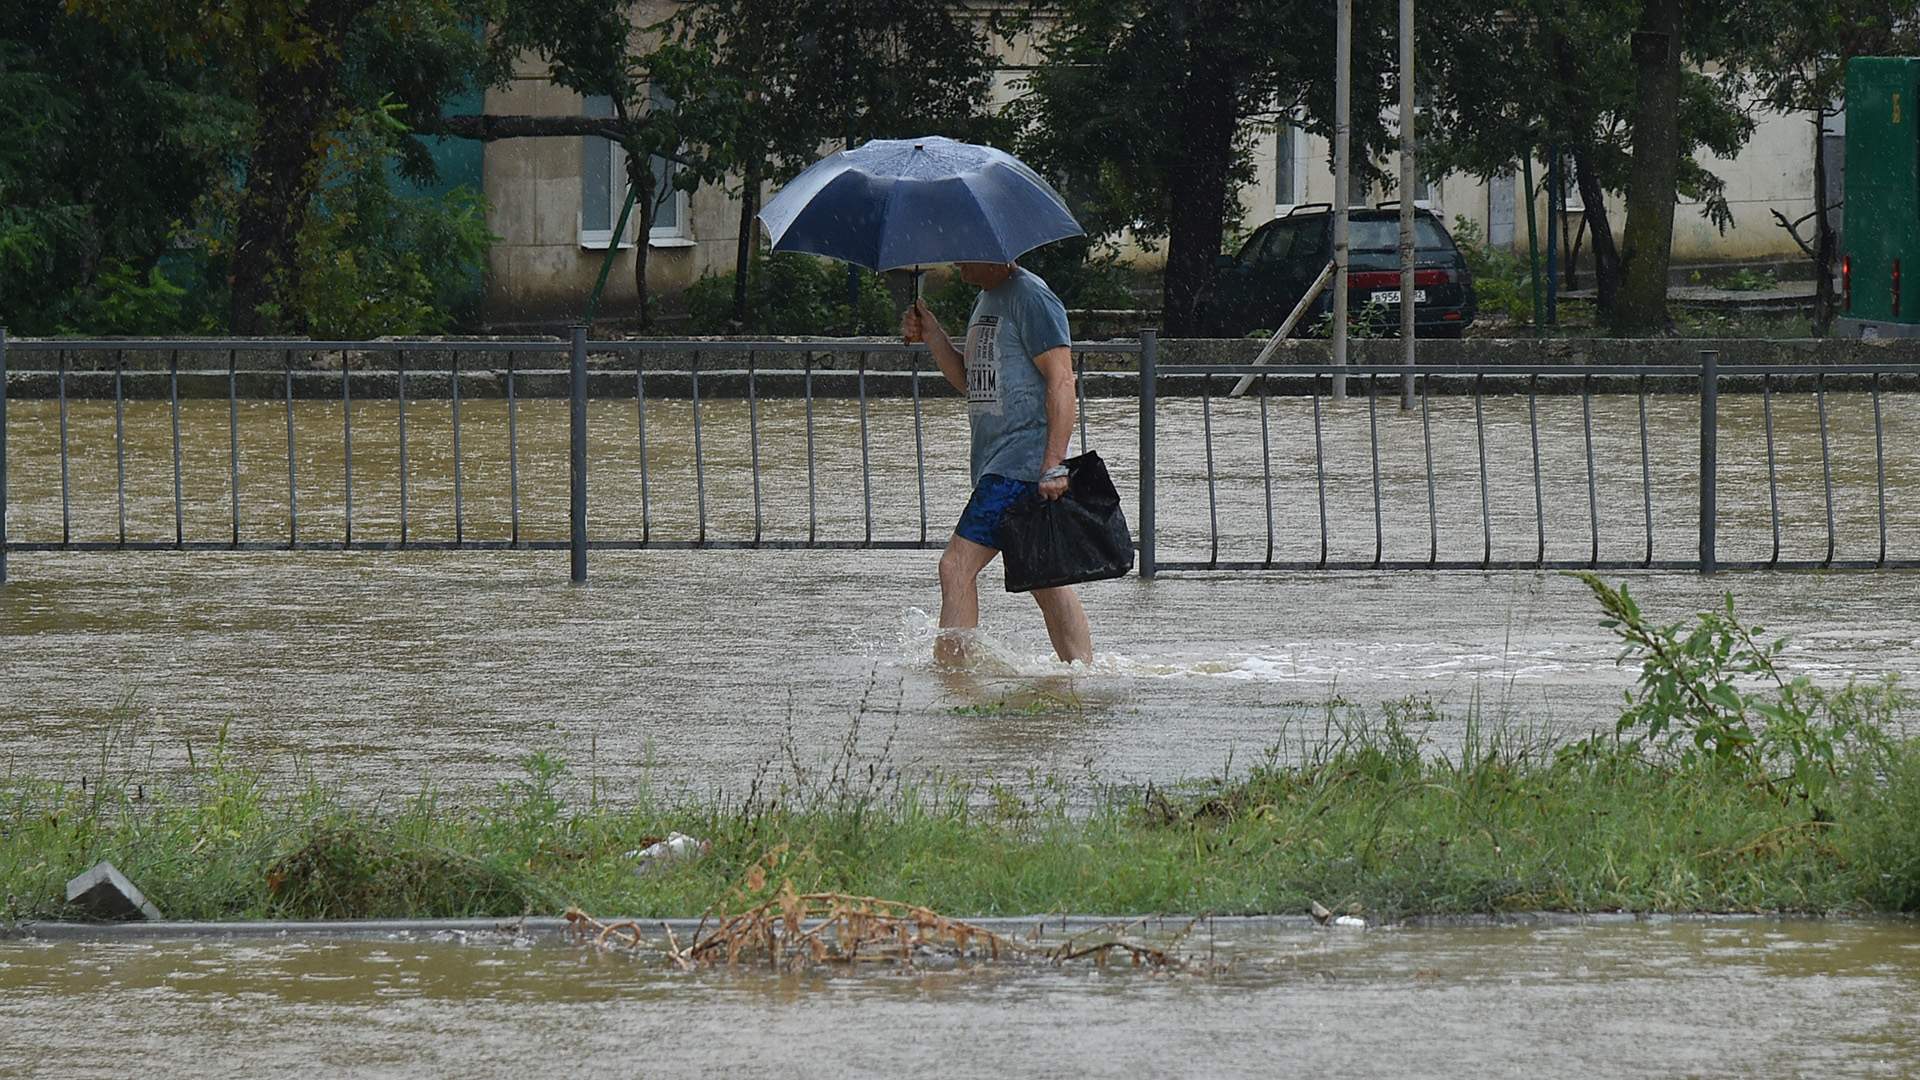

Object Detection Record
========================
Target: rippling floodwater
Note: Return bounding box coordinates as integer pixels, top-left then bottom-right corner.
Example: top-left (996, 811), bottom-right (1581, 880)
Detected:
top-left (2, 393), bottom-right (1917, 795)
top-left (3, 919), bottom-right (1916, 1078)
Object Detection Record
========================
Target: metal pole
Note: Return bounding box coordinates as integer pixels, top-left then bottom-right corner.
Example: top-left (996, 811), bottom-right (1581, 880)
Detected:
top-left (1398, 0), bottom-right (1416, 411)
top-left (1545, 145), bottom-right (1559, 325)
top-left (570, 324), bottom-right (588, 583)
top-left (0, 327), bottom-right (8, 585)
top-left (1332, 0), bottom-right (1352, 401)
top-left (585, 185), bottom-right (638, 327)
top-left (1522, 155), bottom-right (1543, 333)
top-left (1138, 329), bottom-right (1157, 579)
top-left (1698, 349), bottom-right (1717, 575)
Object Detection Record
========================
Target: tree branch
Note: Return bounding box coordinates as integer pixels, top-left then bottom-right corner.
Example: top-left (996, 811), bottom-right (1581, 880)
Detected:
top-left (1770, 202), bottom-right (1844, 260)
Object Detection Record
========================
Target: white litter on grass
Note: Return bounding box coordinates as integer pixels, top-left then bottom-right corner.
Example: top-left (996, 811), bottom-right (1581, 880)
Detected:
top-left (625, 832), bottom-right (710, 874)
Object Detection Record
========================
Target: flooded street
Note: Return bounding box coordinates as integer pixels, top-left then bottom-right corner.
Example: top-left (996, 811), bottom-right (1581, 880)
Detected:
top-left (2, 392), bottom-right (1918, 795)
top-left (3, 919), bottom-right (1917, 1077)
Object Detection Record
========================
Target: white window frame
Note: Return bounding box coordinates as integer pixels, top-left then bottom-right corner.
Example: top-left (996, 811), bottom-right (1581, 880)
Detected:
top-left (580, 95), bottom-right (692, 251)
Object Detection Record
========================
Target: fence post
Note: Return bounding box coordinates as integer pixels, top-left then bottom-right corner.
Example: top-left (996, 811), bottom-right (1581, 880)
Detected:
top-left (1699, 349), bottom-right (1717, 575)
top-left (1, 325), bottom-right (8, 586)
top-left (1138, 328), bottom-right (1157, 580)
top-left (570, 324), bottom-right (588, 584)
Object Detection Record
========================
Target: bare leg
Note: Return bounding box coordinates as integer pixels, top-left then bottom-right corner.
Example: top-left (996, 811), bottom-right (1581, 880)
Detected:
top-left (1031, 585), bottom-right (1093, 664)
top-left (937, 534), bottom-right (999, 665)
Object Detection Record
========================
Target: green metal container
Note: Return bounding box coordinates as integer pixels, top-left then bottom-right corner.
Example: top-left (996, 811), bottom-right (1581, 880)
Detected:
top-left (1838, 57), bottom-right (1920, 338)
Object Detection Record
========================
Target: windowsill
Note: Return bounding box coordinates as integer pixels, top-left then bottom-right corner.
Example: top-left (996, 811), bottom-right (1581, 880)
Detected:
top-left (579, 236), bottom-right (634, 252)
top-left (649, 236), bottom-right (697, 249)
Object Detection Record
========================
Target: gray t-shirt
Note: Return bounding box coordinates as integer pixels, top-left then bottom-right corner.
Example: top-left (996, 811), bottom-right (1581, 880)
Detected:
top-left (963, 269), bottom-right (1072, 483)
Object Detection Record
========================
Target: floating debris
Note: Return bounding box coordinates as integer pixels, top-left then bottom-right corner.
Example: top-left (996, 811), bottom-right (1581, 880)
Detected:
top-left (624, 833), bottom-right (710, 875)
top-left (564, 891), bottom-right (1196, 973)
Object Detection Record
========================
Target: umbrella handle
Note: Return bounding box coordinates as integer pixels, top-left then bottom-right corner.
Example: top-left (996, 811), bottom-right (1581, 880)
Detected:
top-left (904, 266), bottom-right (925, 344)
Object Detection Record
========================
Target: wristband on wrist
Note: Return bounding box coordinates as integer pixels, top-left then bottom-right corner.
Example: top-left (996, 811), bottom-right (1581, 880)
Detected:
top-left (1040, 464), bottom-right (1069, 482)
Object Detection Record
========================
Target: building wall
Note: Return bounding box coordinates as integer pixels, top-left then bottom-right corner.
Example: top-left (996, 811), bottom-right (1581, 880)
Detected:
top-left (1229, 106), bottom-right (1820, 267)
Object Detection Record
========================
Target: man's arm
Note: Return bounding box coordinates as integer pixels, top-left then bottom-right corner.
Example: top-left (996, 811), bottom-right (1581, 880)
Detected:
top-left (905, 299), bottom-right (967, 393)
top-left (1033, 345), bottom-right (1075, 500)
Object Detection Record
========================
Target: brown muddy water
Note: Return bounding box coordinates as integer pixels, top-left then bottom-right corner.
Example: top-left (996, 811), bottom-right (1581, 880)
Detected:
top-left (2, 919), bottom-right (1917, 1078)
top-left (2, 393), bottom-right (1918, 796)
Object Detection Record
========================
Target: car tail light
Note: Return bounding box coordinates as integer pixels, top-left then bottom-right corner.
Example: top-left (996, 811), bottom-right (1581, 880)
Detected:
top-left (1442, 311), bottom-right (1462, 321)
top-left (1895, 260), bottom-right (1903, 317)
top-left (1843, 255), bottom-right (1852, 311)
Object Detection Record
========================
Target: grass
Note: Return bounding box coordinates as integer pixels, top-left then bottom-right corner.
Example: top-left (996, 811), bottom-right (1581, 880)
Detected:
top-left (5, 581), bottom-right (1918, 924)
top-left (4, 703), bottom-right (1918, 924)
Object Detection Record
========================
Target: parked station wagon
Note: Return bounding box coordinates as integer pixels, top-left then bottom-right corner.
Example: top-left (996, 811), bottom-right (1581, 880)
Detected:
top-left (1202, 205), bottom-right (1478, 338)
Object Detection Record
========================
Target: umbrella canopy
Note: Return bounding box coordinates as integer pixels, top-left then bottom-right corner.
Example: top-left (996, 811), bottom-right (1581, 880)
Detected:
top-left (757, 136), bottom-right (1083, 272)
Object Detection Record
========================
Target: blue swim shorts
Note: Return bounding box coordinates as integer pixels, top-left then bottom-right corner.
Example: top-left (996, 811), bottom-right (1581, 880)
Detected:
top-left (955, 474), bottom-right (1036, 548)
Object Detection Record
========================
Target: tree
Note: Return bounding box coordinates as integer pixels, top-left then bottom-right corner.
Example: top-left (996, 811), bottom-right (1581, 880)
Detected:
top-left (70, 0), bottom-right (505, 334)
top-left (1751, 8), bottom-right (1920, 334)
top-left (0, 1), bottom-right (246, 332)
top-left (1016, 0), bottom-right (1410, 336)
top-left (1420, 0), bottom-right (1762, 333)
top-left (655, 0), bottom-right (1002, 330)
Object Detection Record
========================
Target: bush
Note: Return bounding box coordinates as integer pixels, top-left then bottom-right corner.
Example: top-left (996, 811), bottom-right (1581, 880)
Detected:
top-left (1452, 215), bottom-right (1533, 328)
top-left (685, 251), bottom-right (896, 335)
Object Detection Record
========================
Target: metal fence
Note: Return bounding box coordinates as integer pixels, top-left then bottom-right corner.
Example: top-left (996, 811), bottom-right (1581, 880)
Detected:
top-left (2, 325), bottom-right (1918, 583)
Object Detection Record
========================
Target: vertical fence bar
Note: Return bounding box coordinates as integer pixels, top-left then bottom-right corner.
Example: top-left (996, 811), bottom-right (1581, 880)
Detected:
top-left (1762, 374), bottom-right (1779, 567)
top-left (170, 350), bottom-right (182, 549)
top-left (1874, 372), bottom-right (1888, 567)
top-left (1583, 374), bottom-right (1598, 567)
top-left (1528, 374), bottom-right (1544, 566)
top-left (1421, 376), bottom-right (1436, 567)
top-left (1817, 374), bottom-right (1835, 567)
top-left (1698, 350), bottom-right (1718, 575)
top-left (748, 351), bottom-right (763, 545)
top-left (1475, 375), bottom-right (1490, 568)
top-left (570, 326), bottom-right (588, 582)
top-left (1202, 373), bottom-right (1219, 568)
top-left (858, 351), bottom-right (873, 546)
top-left (1075, 351), bottom-right (1088, 454)
top-left (1259, 379), bottom-right (1274, 567)
top-left (397, 349), bottom-right (409, 547)
top-left (451, 351), bottom-right (463, 547)
top-left (58, 350), bottom-right (69, 546)
top-left (285, 351), bottom-right (297, 549)
top-left (114, 351), bottom-right (126, 547)
top-left (1367, 374), bottom-right (1383, 568)
top-left (1137, 331), bottom-right (1156, 578)
top-left (911, 350), bottom-right (927, 545)
top-left (1639, 375), bottom-right (1653, 567)
top-left (635, 356), bottom-right (650, 544)
top-left (805, 353), bottom-right (817, 546)
top-left (691, 352), bottom-right (707, 545)
top-left (507, 351), bottom-right (520, 548)
top-left (1312, 375), bottom-right (1328, 568)
top-left (0, 327), bottom-right (7, 583)
top-left (343, 351), bottom-right (354, 548)
top-left (227, 350), bottom-right (239, 548)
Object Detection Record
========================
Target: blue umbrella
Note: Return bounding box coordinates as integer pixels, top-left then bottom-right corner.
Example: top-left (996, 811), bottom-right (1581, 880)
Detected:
top-left (757, 136), bottom-right (1083, 272)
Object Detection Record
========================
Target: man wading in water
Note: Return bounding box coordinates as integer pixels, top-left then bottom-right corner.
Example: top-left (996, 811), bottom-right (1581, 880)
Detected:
top-left (902, 261), bottom-right (1094, 665)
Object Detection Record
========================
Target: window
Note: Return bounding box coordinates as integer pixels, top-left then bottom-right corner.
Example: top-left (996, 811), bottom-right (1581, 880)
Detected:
top-left (1275, 124), bottom-right (1308, 213)
top-left (581, 92), bottom-right (689, 249)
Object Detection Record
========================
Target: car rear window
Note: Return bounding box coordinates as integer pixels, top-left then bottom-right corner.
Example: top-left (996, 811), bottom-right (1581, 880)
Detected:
top-left (1349, 217), bottom-right (1452, 253)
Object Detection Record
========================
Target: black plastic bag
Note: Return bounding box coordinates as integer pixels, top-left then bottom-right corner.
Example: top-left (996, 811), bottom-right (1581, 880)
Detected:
top-left (997, 451), bottom-right (1134, 593)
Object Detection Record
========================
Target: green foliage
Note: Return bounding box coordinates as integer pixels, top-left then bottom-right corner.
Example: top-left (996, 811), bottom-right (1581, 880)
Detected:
top-left (1450, 215), bottom-right (1532, 327)
top-left (262, 104), bottom-right (494, 338)
top-left (1571, 574), bottom-right (1897, 811)
top-left (684, 252), bottom-right (894, 336)
top-left (1307, 297), bottom-right (1395, 340)
top-left (1713, 266), bottom-right (1779, 292)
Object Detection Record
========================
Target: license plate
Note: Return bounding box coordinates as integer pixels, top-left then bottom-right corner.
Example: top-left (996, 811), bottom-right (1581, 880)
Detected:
top-left (1375, 289), bottom-right (1427, 304)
